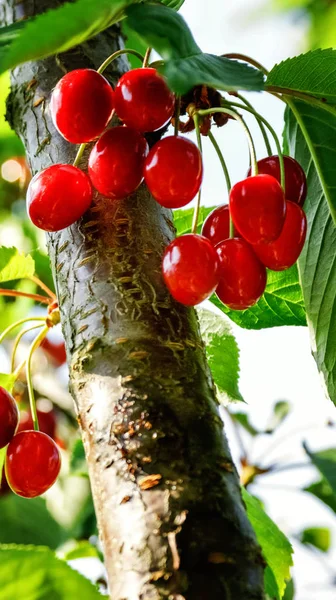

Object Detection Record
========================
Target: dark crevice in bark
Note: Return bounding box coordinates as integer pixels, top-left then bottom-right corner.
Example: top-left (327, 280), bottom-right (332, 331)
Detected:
top-left (1, 1), bottom-right (265, 598)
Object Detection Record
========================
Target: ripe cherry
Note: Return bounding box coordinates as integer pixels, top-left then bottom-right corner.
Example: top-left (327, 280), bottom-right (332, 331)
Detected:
top-left (202, 204), bottom-right (240, 245)
top-left (50, 69), bottom-right (114, 143)
top-left (27, 164), bottom-right (92, 231)
top-left (0, 387), bottom-right (19, 449)
top-left (216, 238), bottom-right (267, 310)
top-left (229, 174), bottom-right (286, 244)
top-left (114, 68), bottom-right (175, 133)
top-left (248, 155), bottom-right (307, 206)
top-left (5, 430), bottom-right (61, 498)
top-left (88, 126), bottom-right (148, 199)
top-left (253, 200), bottom-right (307, 271)
top-left (41, 337), bottom-right (66, 366)
top-left (144, 136), bottom-right (203, 209)
top-left (162, 234), bottom-right (219, 306)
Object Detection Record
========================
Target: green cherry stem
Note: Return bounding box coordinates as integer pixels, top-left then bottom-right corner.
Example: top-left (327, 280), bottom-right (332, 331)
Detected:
top-left (207, 130), bottom-right (231, 193)
top-left (26, 325), bottom-right (49, 431)
top-left (221, 99), bottom-right (286, 191)
top-left (142, 47), bottom-right (152, 67)
top-left (0, 316), bottom-right (46, 346)
top-left (235, 93), bottom-right (273, 156)
top-left (207, 131), bottom-right (235, 239)
top-left (97, 48), bottom-right (145, 75)
top-left (198, 107), bottom-right (258, 176)
top-left (191, 113), bottom-right (203, 235)
top-left (11, 322), bottom-right (45, 373)
top-left (223, 53), bottom-right (269, 76)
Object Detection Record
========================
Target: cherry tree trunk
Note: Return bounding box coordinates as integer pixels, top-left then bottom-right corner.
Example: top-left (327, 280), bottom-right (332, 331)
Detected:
top-left (1, 1), bottom-right (265, 598)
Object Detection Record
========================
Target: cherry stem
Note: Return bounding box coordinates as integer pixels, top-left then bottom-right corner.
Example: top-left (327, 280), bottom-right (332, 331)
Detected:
top-left (0, 316), bottom-right (46, 346)
top-left (29, 275), bottom-right (56, 300)
top-left (198, 107), bottom-right (258, 177)
top-left (174, 97), bottom-right (181, 136)
top-left (97, 48), bottom-right (145, 75)
top-left (0, 289), bottom-right (51, 304)
top-left (222, 99), bottom-right (286, 191)
top-left (73, 142), bottom-right (87, 168)
top-left (26, 325), bottom-right (49, 431)
top-left (223, 53), bottom-right (269, 76)
top-left (235, 93), bottom-right (273, 157)
top-left (191, 113), bottom-right (203, 235)
top-left (207, 131), bottom-right (235, 239)
top-left (142, 47), bottom-right (152, 67)
top-left (11, 322), bottom-right (45, 373)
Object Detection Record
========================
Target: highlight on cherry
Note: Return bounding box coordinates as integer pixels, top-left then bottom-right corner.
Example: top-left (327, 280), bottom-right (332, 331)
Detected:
top-left (26, 46), bottom-right (308, 314)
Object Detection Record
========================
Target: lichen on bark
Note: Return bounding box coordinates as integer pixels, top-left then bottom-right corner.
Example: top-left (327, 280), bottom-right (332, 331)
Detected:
top-left (1, 1), bottom-right (265, 598)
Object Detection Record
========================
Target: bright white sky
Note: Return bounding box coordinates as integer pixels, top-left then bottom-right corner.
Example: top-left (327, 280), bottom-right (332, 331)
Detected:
top-left (179, 1), bottom-right (336, 598)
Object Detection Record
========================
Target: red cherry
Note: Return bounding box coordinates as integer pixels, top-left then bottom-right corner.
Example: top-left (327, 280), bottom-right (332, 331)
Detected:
top-left (144, 136), bottom-right (203, 209)
top-left (202, 204), bottom-right (241, 246)
top-left (50, 69), bottom-right (114, 143)
top-left (27, 164), bottom-right (92, 231)
top-left (88, 126), bottom-right (148, 199)
top-left (114, 68), bottom-right (175, 133)
top-left (248, 156), bottom-right (307, 206)
top-left (5, 430), bottom-right (61, 498)
top-left (41, 337), bottom-right (67, 366)
top-left (253, 200), bottom-right (307, 271)
top-left (19, 404), bottom-right (57, 441)
top-left (216, 238), bottom-right (267, 310)
top-left (0, 387), bottom-right (19, 449)
top-left (162, 234), bottom-right (219, 306)
top-left (229, 174), bottom-right (286, 244)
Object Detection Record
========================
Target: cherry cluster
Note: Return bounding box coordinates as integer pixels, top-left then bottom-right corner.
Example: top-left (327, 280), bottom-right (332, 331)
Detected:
top-left (26, 63), bottom-right (307, 312)
top-left (0, 386), bottom-right (61, 498)
top-left (164, 155), bottom-right (307, 309)
top-left (27, 67), bottom-right (201, 230)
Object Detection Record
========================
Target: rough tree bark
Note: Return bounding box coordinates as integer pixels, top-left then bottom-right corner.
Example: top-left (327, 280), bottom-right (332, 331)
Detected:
top-left (1, 1), bottom-right (265, 598)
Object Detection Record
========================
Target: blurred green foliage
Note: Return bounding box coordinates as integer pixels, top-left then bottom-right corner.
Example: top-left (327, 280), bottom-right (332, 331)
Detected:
top-left (273, 0), bottom-right (336, 48)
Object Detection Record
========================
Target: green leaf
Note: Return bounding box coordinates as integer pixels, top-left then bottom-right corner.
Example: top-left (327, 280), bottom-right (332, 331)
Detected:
top-left (0, 247), bottom-right (34, 283)
top-left (300, 527), bottom-right (331, 552)
top-left (304, 444), bottom-right (336, 493)
top-left (198, 309), bottom-right (244, 403)
top-left (264, 401), bottom-right (291, 434)
top-left (267, 49), bottom-right (336, 103)
top-left (61, 541), bottom-right (100, 561)
top-left (231, 412), bottom-right (259, 436)
top-left (0, 545), bottom-right (103, 599)
top-left (211, 265), bottom-right (306, 329)
top-left (0, 495), bottom-right (66, 549)
top-left (173, 206), bottom-right (216, 236)
top-left (70, 439), bottom-right (88, 477)
top-left (243, 489), bottom-right (293, 600)
top-left (0, 373), bottom-right (16, 394)
top-left (304, 478), bottom-right (336, 514)
top-left (125, 4), bottom-right (264, 95)
top-left (283, 579), bottom-right (295, 600)
top-left (0, 448), bottom-right (6, 483)
top-left (0, 0), bottom-right (137, 75)
top-left (285, 100), bottom-right (336, 402)
top-left (121, 21), bottom-right (148, 69)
